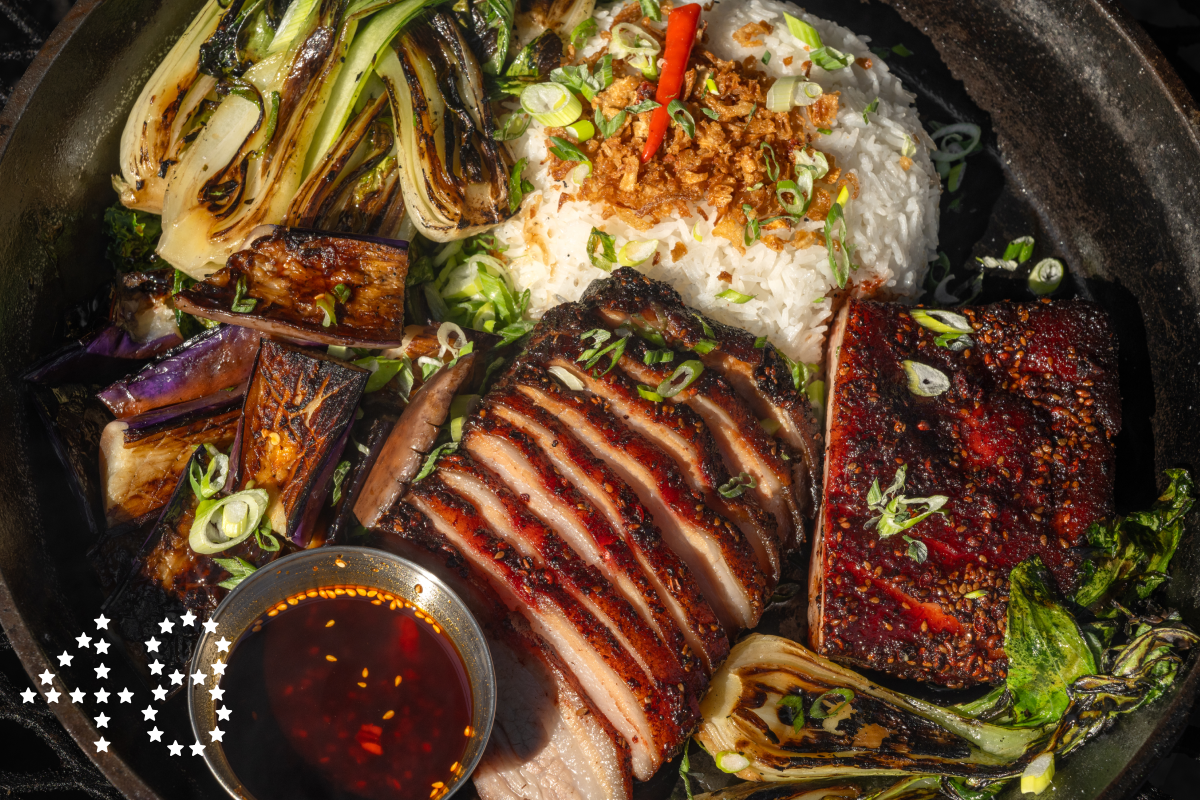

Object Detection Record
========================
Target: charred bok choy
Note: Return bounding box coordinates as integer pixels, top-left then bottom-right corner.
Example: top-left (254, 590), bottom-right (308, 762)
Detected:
top-left (696, 471), bottom-right (1196, 797)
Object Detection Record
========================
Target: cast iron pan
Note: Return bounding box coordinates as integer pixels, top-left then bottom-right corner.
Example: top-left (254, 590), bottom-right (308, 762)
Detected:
top-left (0, 0), bottom-right (1196, 798)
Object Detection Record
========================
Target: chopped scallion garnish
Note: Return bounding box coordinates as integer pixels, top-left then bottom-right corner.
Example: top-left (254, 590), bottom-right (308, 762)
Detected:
top-left (716, 288), bottom-right (755, 304)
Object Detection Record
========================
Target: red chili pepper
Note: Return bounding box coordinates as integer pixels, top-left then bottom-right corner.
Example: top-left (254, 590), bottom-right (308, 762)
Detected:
top-left (640, 3), bottom-right (703, 163)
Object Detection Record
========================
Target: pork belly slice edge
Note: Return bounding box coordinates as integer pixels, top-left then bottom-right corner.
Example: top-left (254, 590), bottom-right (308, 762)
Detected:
top-left (462, 416), bottom-right (709, 691)
top-left (545, 355), bottom-right (781, 583)
top-left (576, 268), bottom-right (823, 524)
top-left (435, 454), bottom-right (698, 716)
top-left (404, 480), bottom-right (683, 779)
top-left (497, 378), bottom-right (767, 633)
top-left (374, 516), bottom-right (634, 800)
top-left (480, 398), bottom-right (730, 674)
top-left (811, 299), bottom-right (1120, 687)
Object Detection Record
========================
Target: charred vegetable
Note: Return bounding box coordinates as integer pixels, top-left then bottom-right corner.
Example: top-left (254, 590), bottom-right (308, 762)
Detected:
top-left (456, 0), bottom-right (514, 75)
top-left (522, 0), bottom-right (595, 38)
top-left (104, 206), bottom-right (163, 273)
top-left (378, 13), bottom-right (516, 241)
top-left (173, 227), bottom-right (410, 347)
top-left (98, 324), bottom-right (261, 419)
top-left (232, 338), bottom-right (368, 545)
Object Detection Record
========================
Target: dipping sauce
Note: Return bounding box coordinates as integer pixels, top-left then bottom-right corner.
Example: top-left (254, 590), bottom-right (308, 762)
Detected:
top-left (220, 586), bottom-right (473, 800)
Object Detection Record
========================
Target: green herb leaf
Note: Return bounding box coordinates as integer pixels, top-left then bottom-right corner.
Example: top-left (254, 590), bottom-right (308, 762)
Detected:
top-left (595, 107), bottom-right (627, 139)
top-left (626, 99), bottom-right (661, 115)
top-left (668, 99), bottom-right (695, 139)
top-left (254, 520), bottom-right (281, 552)
top-left (759, 142), bottom-right (780, 181)
top-left (719, 472), bottom-right (757, 499)
top-left (231, 276), bottom-right (257, 313)
top-left (103, 205), bottom-right (162, 273)
top-left (549, 136), bottom-right (590, 164)
top-left (587, 228), bottom-right (618, 271)
top-left (639, 0), bottom-right (662, 22)
top-left (824, 198), bottom-right (851, 287)
top-left (701, 107), bottom-right (720, 120)
top-left (508, 157), bottom-right (534, 213)
top-left (862, 97), bottom-right (879, 125)
top-left (332, 283), bottom-right (351, 304)
top-left (892, 43), bottom-right (913, 56)
top-left (810, 46), bottom-right (853, 71)
top-left (809, 688), bottom-right (853, 719)
top-left (637, 384), bottom-right (665, 402)
top-left (903, 535), bottom-right (928, 563)
top-left (743, 204), bottom-right (760, 247)
top-left (214, 556), bottom-right (258, 590)
top-left (678, 740), bottom-right (694, 800)
top-left (1005, 557), bottom-right (1097, 727)
top-left (870, 46), bottom-right (891, 60)
top-left (330, 460), bottom-right (351, 506)
top-left (776, 694), bottom-right (806, 731)
top-left (865, 464), bottom-right (949, 537)
top-left (414, 441), bottom-right (459, 483)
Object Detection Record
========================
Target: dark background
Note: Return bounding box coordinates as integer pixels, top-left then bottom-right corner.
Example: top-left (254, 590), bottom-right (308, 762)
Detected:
top-left (0, 0), bottom-right (1198, 798)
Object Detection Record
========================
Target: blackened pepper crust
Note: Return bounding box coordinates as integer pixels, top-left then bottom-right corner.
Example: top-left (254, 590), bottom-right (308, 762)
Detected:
top-left (815, 299), bottom-right (1120, 687)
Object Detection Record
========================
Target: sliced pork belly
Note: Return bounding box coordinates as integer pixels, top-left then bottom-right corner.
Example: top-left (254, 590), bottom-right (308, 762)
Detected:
top-left (435, 453), bottom-right (697, 713)
top-left (476, 397), bottom-right (729, 674)
top-left (403, 478), bottom-right (686, 779)
top-left (577, 268), bottom-right (823, 522)
top-left (494, 369), bottom-right (767, 633)
top-left (811, 299), bottom-right (1120, 687)
top-left (462, 414), bottom-right (708, 689)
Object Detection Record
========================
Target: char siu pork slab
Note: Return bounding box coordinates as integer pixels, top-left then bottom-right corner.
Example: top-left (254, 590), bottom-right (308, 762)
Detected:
top-left (371, 268), bottom-right (823, 791)
top-left (811, 299), bottom-right (1120, 687)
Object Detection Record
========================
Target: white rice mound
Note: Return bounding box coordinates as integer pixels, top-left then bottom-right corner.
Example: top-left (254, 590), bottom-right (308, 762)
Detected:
top-left (498, 0), bottom-right (941, 362)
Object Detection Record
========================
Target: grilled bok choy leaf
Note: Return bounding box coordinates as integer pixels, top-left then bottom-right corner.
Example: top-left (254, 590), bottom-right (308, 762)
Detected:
top-left (114, 0), bottom-right (224, 213)
top-left (523, 0), bottom-right (596, 38)
top-left (376, 12), bottom-right (516, 241)
top-left (156, 0), bottom-right (433, 279)
top-left (455, 0), bottom-right (514, 75)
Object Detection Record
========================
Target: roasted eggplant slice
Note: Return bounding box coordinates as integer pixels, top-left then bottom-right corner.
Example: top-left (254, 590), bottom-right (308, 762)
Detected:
top-left (377, 13), bottom-right (515, 242)
top-left (100, 403), bottom-right (241, 527)
top-left (233, 338), bottom-right (368, 544)
top-left (98, 324), bottom-right (260, 419)
top-left (173, 227), bottom-right (410, 347)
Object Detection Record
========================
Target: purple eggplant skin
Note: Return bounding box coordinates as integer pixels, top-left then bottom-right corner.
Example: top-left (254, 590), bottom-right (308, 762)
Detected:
top-left (97, 324), bottom-right (260, 419)
top-left (122, 385), bottom-right (246, 434)
top-left (24, 323), bottom-right (180, 385)
top-left (233, 337), bottom-right (369, 545)
top-left (173, 227), bottom-right (410, 348)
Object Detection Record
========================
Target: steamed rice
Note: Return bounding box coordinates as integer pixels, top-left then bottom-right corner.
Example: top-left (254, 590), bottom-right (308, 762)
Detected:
top-left (498, 0), bottom-right (941, 362)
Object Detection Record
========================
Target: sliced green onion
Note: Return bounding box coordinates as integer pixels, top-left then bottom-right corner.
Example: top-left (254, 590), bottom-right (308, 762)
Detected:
top-left (437, 321), bottom-right (469, 359)
top-left (417, 356), bottom-right (443, 381)
top-left (776, 180), bottom-right (805, 216)
top-left (569, 162), bottom-right (592, 186)
top-left (810, 46), bottom-right (853, 71)
top-left (330, 460), bottom-right (351, 506)
top-left (692, 339), bottom-right (718, 355)
top-left (353, 356), bottom-right (406, 393)
top-left (909, 308), bottom-right (972, 335)
top-left (766, 77), bottom-right (797, 113)
top-left (783, 12), bottom-right (822, 49)
top-left (667, 99), bottom-right (695, 139)
top-left (618, 239), bottom-right (659, 267)
top-left (718, 472), bottom-right (757, 498)
top-left (817, 127), bottom-right (833, 135)
top-left (903, 360), bottom-right (949, 397)
top-left (743, 204), bottom-right (760, 247)
top-left (570, 17), bottom-right (598, 48)
top-left (588, 228), bottom-right (617, 271)
top-left (189, 445), bottom-right (229, 500)
top-left (189, 489), bottom-right (271, 555)
top-left (1004, 235), bottom-right (1036, 264)
top-left (332, 283), bottom-right (351, 304)
top-left (1021, 753), bottom-right (1055, 795)
top-left (692, 221), bottom-right (703, 242)
top-left (862, 97), bottom-right (879, 124)
top-left (806, 379), bottom-right (826, 410)
top-left (809, 688), bottom-right (854, 719)
top-left (792, 80), bottom-right (823, 107)
top-left (449, 394), bottom-right (481, 442)
top-left (760, 143), bottom-right (780, 181)
top-left (824, 200), bottom-right (850, 287)
top-left (610, 23), bottom-right (661, 79)
top-left (929, 123), bottom-right (982, 162)
top-left (643, 348), bottom-right (674, 365)
top-left (795, 147), bottom-right (829, 179)
top-left (549, 136), bottom-right (590, 165)
top-left (231, 276), bottom-right (257, 313)
top-left (521, 83), bottom-right (583, 127)
top-left (255, 522), bottom-right (280, 552)
top-left (716, 288), bottom-right (755, 304)
top-left (762, 51), bottom-right (772, 65)
top-left (705, 77), bottom-right (718, 95)
top-left (901, 133), bottom-right (917, 157)
top-left (637, 384), bottom-right (664, 402)
top-left (947, 161), bottom-right (966, 192)
top-left (656, 359), bottom-right (704, 398)
top-left (214, 556), bottom-right (257, 590)
top-left (964, 589), bottom-right (987, 600)
top-left (638, 0), bottom-right (661, 22)
top-left (315, 293), bottom-right (337, 327)
top-left (414, 441), bottom-right (458, 483)
top-left (566, 119), bottom-right (596, 142)
top-left (494, 111), bottom-right (532, 141)
top-left (754, 336), bottom-right (768, 348)
top-left (759, 418), bottom-right (781, 436)
top-left (715, 752), bottom-right (751, 774)
top-left (1028, 258), bottom-right (1064, 295)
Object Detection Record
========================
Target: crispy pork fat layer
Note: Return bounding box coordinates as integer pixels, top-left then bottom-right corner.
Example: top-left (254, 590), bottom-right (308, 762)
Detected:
top-left (811, 300), bottom-right (1120, 687)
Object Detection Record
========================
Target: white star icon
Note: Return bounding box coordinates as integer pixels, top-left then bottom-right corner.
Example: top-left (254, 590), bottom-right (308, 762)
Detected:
top-left (118, 689), bottom-right (133, 704)
top-left (38, 669), bottom-right (54, 686)
top-left (168, 671), bottom-right (184, 686)
top-left (94, 664), bottom-right (110, 680)
top-left (148, 727), bottom-right (163, 742)
top-left (75, 633), bottom-right (92, 649)
top-left (95, 713), bottom-right (110, 729)
top-left (69, 689), bottom-right (85, 703)
top-left (210, 662), bottom-right (227, 676)
top-left (152, 686), bottom-right (167, 702)
top-left (215, 637), bottom-right (231, 653)
top-left (94, 640), bottom-right (110, 655)
top-left (149, 661), bottom-right (164, 676)
top-left (190, 742), bottom-right (205, 757)
top-left (167, 741), bottom-right (183, 757)
top-left (95, 738), bottom-right (110, 753)
top-left (57, 651), bottom-right (73, 667)
top-left (209, 686), bottom-right (225, 702)
top-left (159, 618), bottom-right (175, 634)
top-left (95, 614), bottom-right (110, 630)
top-left (181, 610), bottom-right (197, 626)
top-left (46, 688), bottom-right (61, 704)
top-left (142, 706), bottom-right (158, 721)
top-left (145, 637), bottom-right (161, 654)
top-left (210, 727), bottom-right (225, 743)
top-left (190, 669), bottom-right (206, 685)
top-left (20, 688), bottom-right (36, 703)
top-left (202, 619), bottom-right (218, 634)
top-left (216, 706), bottom-right (232, 722)
top-left (95, 689), bottom-right (110, 703)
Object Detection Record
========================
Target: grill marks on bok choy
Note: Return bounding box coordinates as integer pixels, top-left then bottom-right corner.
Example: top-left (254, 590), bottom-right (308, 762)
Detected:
top-left (378, 12), bottom-right (515, 241)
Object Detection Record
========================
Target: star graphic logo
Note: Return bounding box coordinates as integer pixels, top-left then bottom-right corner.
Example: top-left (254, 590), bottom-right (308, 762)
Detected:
top-left (159, 618), bottom-right (176, 634)
top-left (95, 738), bottom-right (110, 753)
top-left (149, 661), bottom-right (164, 676)
top-left (142, 706), bottom-right (158, 722)
top-left (57, 651), bottom-right (74, 667)
top-left (75, 633), bottom-right (92, 649)
top-left (168, 670), bottom-right (185, 686)
top-left (95, 713), bottom-right (110, 729)
top-left (210, 727), bottom-right (225, 743)
top-left (215, 637), bottom-right (232, 653)
top-left (94, 640), bottom-right (111, 655)
top-left (20, 688), bottom-right (35, 704)
top-left (145, 637), bottom-right (161, 653)
top-left (46, 688), bottom-right (61, 704)
top-left (168, 741), bottom-right (183, 757)
top-left (189, 742), bottom-right (205, 757)
top-left (69, 689), bottom-right (85, 704)
top-left (94, 664), bottom-right (110, 680)
top-left (210, 662), bottom-right (228, 676)
top-left (152, 686), bottom-right (168, 702)
top-left (209, 686), bottom-right (225, 702)
top-left (191, 669), bottom-right (207, 685)
top-left (202, 620), bottom-right (218, 635)
top-left (181, 610), bottom-right (197, 626)
top-left (148, 727), bottom-right (163, 743)
top-left (216, 706), bottom-right (232, 722)
top-left (38, 669), bottom-right (54, 686)
top-left (94, 689), bottom-right (110, 704)
top-left (118, 688), bottom-right (134, 704)
top-left (95, 615), bottom-right (110, 630)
